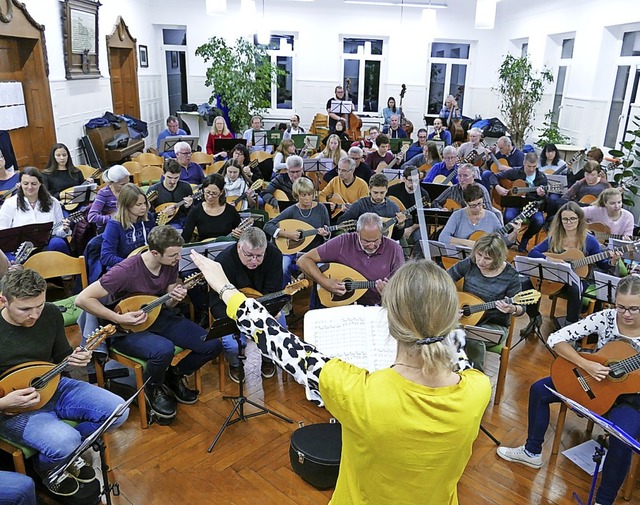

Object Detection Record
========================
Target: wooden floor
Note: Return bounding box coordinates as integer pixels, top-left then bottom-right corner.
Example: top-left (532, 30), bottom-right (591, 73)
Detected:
top-left (6, 279), bottom-right (640, 504)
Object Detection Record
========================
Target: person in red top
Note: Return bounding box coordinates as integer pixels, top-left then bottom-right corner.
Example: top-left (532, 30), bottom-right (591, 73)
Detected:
top-left (205, 116), bottom-right (233, 158)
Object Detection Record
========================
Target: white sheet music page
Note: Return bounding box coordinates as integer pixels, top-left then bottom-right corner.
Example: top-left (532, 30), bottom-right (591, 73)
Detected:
top-left (304, 305), bottom-right (396, 371)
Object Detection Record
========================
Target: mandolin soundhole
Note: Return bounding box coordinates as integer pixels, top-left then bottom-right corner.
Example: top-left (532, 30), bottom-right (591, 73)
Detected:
top-left (332, 278), bottom-right (355, 302)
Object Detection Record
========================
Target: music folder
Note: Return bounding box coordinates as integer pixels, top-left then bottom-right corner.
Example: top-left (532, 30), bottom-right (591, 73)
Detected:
top-left (421, 182), bottom-right (449, 201)
top-left (0, 222), bottom-right (54, 251)
top-left (291, 134), bottom-right (319, 150)
top-left (463, 325), bottom-right (503, 345)
top-left (212, 138), bottom-right (246, 154)
top-left (160, 135), bottom-right (199, 153)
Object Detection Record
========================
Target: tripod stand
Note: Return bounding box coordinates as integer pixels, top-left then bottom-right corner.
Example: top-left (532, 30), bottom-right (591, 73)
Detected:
top-left (208, 334), bottom-right (293, 452)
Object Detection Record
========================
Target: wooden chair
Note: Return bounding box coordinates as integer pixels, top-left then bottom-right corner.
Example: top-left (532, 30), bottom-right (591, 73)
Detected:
top-left (488, 315), bottom-right (516, 405)
top-left (206, 160), bottom-right (225, 174)
top-left (94, 347), bottom-right (204, 429)
top-left (0, 423), bottom-right (113, 484)
top-left (134, 152), bottom-right (164, 167)
top-left (250, 151), bottom-right (273, 164)
top-left (133, 165), bottom-right (163, 186)
top-left (76, 164), bottom-right (98, 180)
top-left (122, 160), bottom-right (144, 176)
top-left (548, 285), bottom-right (597, 321)
top-left (23, 252), bottom-right (88, 326)
top-left (191, 152), bottom-right (213, 166)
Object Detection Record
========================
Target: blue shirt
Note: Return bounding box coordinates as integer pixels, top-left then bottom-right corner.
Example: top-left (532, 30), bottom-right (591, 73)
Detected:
top-left (179, 162), bottom-right (205, 185)
top-left (157, 128), bottom-right (188, 157)
top-left (423, 161), bottom-right (459, 185)
top-left (428, 129), bottom-right (452, 146)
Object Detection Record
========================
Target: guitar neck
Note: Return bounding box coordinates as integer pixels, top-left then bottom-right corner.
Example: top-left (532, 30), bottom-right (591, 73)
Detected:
top-left (257, 289), bottom-right (288, 302)
top-left (571, 245), bottom-right (630, 269)
top-left (466, 299), bottom-right (500, 315)
top-left (442, 167), bottom-right (458, 184)
top-left (344, 280), bottom-right (377, 290)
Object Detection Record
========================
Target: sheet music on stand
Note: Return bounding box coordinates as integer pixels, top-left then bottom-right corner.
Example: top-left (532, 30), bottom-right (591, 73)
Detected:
top-left (381, 168), bottom-right (403, 182)
top-left (304, 306), bottom-right (396, 371)
top-left (330, 100), bottom-right (353, 115)
top-left (303, 157), bottom-right (333, 175)
top-left (178, 240), bottom-right (234, 272)
top-left (252, 130), bottom-right (268, 150)
top-left (428, 240), bottom-right (471, 261)
top-left (60, 183), bottom-right (98, 205)
top-left (464, 325), bottom-right (504, 344)
top-left (593, 270), bottom-right (622, 304)
top-left (514, 256), bottom-right (582, 297)
top-left (239, 211), bottom-right (265, 225)
top-left (160, 135), bottom-right (198, 153)
top-left (546, 386), bottom-right (640, 456)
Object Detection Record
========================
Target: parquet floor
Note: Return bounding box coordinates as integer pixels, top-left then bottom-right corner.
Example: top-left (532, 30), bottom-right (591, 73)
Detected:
top-left (6, 280), bottom-right (640, 504)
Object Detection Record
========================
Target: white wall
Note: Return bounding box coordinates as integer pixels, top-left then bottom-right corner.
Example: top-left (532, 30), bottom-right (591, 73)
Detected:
top-left (11, 0), bottom-right (640, 164)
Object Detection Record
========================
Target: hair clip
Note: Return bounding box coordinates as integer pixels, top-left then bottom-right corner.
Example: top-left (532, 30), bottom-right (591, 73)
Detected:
top-left (416, 336), bottom-right (446, 346)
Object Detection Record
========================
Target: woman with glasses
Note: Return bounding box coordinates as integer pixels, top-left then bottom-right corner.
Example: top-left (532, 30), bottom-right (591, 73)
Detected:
top-left (522, 201), bottom-right (615, 332)
top-left (498, 274), bottom-right (640, 505)
top-left (88, 165), bottom-right (130, 233)
top-left (439, 184), bottom-right (519, 247)
top-left (181, 173), bottom-right (242, 243)
top-left (101, 183), bottom-right (153, 269)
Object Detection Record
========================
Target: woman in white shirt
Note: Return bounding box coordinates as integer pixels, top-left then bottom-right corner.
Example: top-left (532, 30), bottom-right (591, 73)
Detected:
top-left (0, 166), bottom-right (70, 255)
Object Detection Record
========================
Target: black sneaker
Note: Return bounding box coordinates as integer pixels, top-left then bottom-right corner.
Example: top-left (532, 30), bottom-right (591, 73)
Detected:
top-left (46, 472), bottom-right (80, 497)
top-left (164, 369), bottom-right (198, 405)
top-left (228, 365), bottom-right (243, 383)
top-left (145, 384), bottom-right (177, 418)
top-left (69, 458), bottom-right (96, 483)
top-left (260, 360), bottom-right (276, 379)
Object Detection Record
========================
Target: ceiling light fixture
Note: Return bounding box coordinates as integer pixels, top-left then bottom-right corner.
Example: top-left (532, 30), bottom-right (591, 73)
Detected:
top-left (475, 0), bottom-right (497, 29)
top-left (344, 0), bottom-right (447, 8)
top-left (206, 0), bottom-right (227, 16)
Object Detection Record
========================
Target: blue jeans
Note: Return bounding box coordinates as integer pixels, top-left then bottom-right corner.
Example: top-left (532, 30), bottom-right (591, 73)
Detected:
top-left (0, 377), bottom-right (128, 476)
top-left (111, 310), bottom-right (222, 384)
top-left (525, 376), bottom-right (640, 505)
top-left (0, 471), bottom-right (36, 505)
top-left (504, 207), bottom-right (544, 250)
top-left (222, 311), bottom-right (286, 367)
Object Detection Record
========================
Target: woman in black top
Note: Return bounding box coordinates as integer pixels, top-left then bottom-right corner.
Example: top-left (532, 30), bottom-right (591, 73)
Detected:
top-left (182, 173), bottom-right (243, 243)
top-left (42, 143), bottom-right (89, 200)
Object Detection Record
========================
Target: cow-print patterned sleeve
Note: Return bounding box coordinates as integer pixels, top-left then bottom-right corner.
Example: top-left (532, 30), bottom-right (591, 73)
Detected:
top-left (547, 309), bottom-right (620, 349)
top-left (234, 297), bottom-right (330, 407)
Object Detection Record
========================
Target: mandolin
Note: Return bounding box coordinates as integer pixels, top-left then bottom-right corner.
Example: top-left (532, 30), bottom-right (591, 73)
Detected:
top-left (324, 193), bottom-right (352, 218)
top-left (232, 179), bottom-right (264, 211)
top-left (545, 241), bottom-right (640, 279)
top-left (240, 278), bottom-right (310, 302)
top-left (114, 272), bottom-right (205, 332)
top-left (316, 263), bottom-right (375, 307)
top-left (468, 201), bottom-right (539, 242)
top-left (550, 340), bottom-right (640, 415)
top-left (13, 241), bottom-right (35, 265)
top-left (0, 325), bottom-right (116, 413)
top-left (376, 144), bottom-right (410, 172)
top-left (51, 210), bottom-right (87, 232)
top-left (0, 186), bottom-right (19, 206)
top-left (155, 188), bottom-right (204, 225)
top-left (381, 196), bottom-right (430, 236)
top-left (458, 289), bottom-right (541, 327)
top-left (275, 219), bottom-right (356, 254)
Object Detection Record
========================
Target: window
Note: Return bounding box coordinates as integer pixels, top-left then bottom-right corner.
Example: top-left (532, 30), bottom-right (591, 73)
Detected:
top-left (427, 43), bottom-right (470, 116)
top-left (521, 43), bottom-right (528, 58)
top-left (255, 34), bottom-right (294, 110)
top-left (342, 38), bottom-right (384, 113)
top-left (621, 31), bottom-right (640, 57)
top-left (551, 38), bottom-right (574, 122)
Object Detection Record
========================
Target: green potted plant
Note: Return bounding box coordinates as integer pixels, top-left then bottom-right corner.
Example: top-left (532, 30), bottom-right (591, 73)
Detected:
top-left (195, 36), bottom-right (284, 133)
top-left (608, 115), bottom-right (640, 207)
top-left (535, 110), bottom-right (570, 148)
top-left (494, 54), bottom-right (554, 149)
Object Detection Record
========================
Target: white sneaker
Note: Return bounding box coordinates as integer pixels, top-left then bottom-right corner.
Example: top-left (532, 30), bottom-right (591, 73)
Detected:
top-left (497, 445), bottom-right (543, 469)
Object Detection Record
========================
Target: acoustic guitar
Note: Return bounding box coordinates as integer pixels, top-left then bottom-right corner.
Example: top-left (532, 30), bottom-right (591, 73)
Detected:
top-left (114, 272), bottom-right (205, 332)
top-left (275, 219), bottom-right (356, 254)
top-left (0, 325), bottom-right (116, 413)
top-left (265, 189), bottom-right (291, 219)
top-left (232, 179), bottom-right (264, 211)
top-left (458, 289), bottom-right (541, 327)
top-left (432, 149), bottom-right (480, 185)
top-left (376, 144), bottom-right (410, 172)
top-left (316, 263), bottom-right (376, 307)
top-left (324, 193), bottom-right (350, 218)
top-left (492, 179), bottom-right (561, 208)
top-left (588, 222), bottom-right (639, 243)
top-left (155, 188), bottom-right (204, 226)
top-left (487, 151), bottom-right (510, 174)
top-left (468, 201), bottom-right (539, 242)
top-left (550, 340), bottom-right (640, 415)
top-left (545, 241), bottom-right (640, 279)
top-left (239, 278), bottom-right (310, 302)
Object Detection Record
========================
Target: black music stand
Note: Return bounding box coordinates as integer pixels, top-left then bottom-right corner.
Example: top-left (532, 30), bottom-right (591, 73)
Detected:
top-left (303, 158), bottom-right (333, 191)
top-left (60, 183), bottom-right (98, 206)
top-left (205, 298), bottom-right (293, 453)
top-left (547, 386), bottom-right (640, 505)
top-left (212, 138), bottom-right (247, 155)
top-left (513, 256), bottom-right (581, 353)
top-left (252, 130), bottom-right (269, 151)
top-left (593, 270), bottom-right (621, 305)
top-left (0, 222), bottom-right (54, 251)
top-left (47, 381), bottom-right (145, 505)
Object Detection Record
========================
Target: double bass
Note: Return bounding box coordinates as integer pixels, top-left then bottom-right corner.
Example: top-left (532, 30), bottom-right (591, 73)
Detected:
top-left (345, 78), bottom-right (363, 141)
top-left (447, 86), bottom-right (465, 143)
top-left (398, 84), bottom-right (414, 137)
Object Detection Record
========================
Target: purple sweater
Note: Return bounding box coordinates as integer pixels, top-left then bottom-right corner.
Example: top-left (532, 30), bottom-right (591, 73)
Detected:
top-left (88, 186), bottom-right (117, 232)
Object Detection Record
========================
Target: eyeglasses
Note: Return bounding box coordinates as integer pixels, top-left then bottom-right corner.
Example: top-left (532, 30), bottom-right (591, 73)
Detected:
top-left (177, 151), bottom-right (192, 156)
top-left (615, 304), bottom-right (640, 315)
top-left (240, 246), bottom-right (265, 260)
top-left (288, 170), bottom-right (303, 175)
top-left (561, 217), bottom-right (579, 223)
top-left (466, 202), bottom-right (483, 209)
top-left (204, 191), bottom-right (221, 197)
top-left (337, 168), bottom-right (352, 173)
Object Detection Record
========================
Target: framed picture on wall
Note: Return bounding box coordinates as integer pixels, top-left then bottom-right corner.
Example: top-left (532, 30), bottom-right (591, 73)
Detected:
top-left (139, 45), bottom-right (148, 68)
top-left (171, 51), bottom-right (178, 68)
top-left (61, 0), bottom-right (101, 79)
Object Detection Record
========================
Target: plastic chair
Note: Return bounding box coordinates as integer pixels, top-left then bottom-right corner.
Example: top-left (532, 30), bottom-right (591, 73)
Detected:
top-left (191, 152), bottom-right (213, 166)
top-left (134, 152), bottom-right (164, 167)
top-left (122, 161), bottom-right (144, 176)
top-left (23, 252), bottom-right (88, 326)
top-left (133, 165), bottom-right (163, 186)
